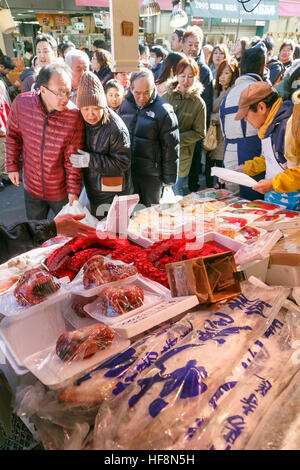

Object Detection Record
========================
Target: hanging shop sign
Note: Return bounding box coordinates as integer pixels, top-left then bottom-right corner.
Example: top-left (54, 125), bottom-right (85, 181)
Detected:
top-left (36, 13), bottom-right (55, 28)
top-left (53, 14), bottom-right (71, 27)
top-left (75, 0), bottom-right (173, 8)
top-left (93, 12), bottom-right (110, 29)
top-left (191, 17), bottom-right (204, 24)
top-left (74, 22), bottom-right (87, 31)
top-left (190, 0), bottom-right (279, 20)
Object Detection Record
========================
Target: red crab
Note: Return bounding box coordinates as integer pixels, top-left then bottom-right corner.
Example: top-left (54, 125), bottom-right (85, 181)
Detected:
top-left (56, 323), bottom-right (114, 362)
top-left (14, 268), bottom-right (60, 307)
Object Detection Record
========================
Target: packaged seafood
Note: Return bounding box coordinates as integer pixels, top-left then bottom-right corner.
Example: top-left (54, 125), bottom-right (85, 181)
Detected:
top-left (56, 324), bottom-right (115, 362)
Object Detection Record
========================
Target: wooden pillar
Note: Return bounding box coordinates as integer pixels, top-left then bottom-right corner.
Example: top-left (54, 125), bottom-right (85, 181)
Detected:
top-left (109, 0), bottom-right (140, 72)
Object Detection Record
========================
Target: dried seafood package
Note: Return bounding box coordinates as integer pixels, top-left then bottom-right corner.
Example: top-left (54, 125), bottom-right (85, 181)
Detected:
top-left (0, 267), bottom-right (66, 317)
top-left (56, 324), bottom-right (115, 362)
top-left (91, 283), bottom-right (289, 450)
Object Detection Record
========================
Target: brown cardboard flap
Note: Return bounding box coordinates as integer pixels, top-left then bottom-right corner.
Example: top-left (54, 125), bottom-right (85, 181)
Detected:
top-left (166, 251), bottom-right (242, 304)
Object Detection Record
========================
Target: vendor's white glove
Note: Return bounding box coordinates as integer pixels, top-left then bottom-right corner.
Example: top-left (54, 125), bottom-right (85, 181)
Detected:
top-left (70, 149), bottom-right (90, 168)
top-left (162, 183), bottom-right (173, 188)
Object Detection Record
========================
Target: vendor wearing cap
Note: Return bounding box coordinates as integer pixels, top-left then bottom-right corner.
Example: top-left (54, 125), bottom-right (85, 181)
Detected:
top-left (235, 81), bottom-right (300, 209)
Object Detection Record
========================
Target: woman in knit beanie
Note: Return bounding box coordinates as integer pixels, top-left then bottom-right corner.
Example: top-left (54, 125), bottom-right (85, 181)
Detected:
top-left (70, 71), bottom-right (133, 219)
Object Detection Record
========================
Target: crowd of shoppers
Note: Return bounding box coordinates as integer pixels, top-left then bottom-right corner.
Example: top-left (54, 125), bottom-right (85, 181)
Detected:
top-left (0, 27), bottom-right (300, 239)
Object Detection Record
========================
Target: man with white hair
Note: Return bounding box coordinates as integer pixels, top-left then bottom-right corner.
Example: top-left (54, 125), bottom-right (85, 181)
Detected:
top-left (65, 49), bottom-right (90, 105)
top-left (118, 68), bottom-right (179, 206)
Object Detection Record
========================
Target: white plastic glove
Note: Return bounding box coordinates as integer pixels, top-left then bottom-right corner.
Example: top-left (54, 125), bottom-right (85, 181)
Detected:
top-left (162, 182), bottom-right (173, 188)
top-left (70, 149), bottom-right (90, 168)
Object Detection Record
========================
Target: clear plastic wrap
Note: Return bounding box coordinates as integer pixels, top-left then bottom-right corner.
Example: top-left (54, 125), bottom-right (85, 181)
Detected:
top-left (12, 282), bottom-right (290, 450)
top-left (91, 283), bottom-right (289, 450)
top-left (66, 276), bottom-right (171, 336)
top-left (234, 230), bottom-right (283, 266)
top-left (244, 200), bottom-right (284, 213)
top-left (234, 225), bottom-right (266, 243)
top-left (0, 267), bottom-right (67, 317)
top-left (68, 256), bottom-right (138, 297)
top-left (245, 369), bottom-right (300, 450)
top-left (90, 286), bottom-right (144, 317)
top-left (187, 308), bottom-right (300, 450)
top-left (55, 323), bottom-right (115, 362)
top-left (195, 188), bottom-right (234, 200)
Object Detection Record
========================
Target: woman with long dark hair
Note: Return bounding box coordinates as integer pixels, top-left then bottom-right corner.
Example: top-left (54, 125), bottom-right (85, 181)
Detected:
top-left (91, 49), bottom-right (113, 86)
top-left (205, 58), bottom-right (239, 187)
top-left (156, 51), bottom-right (186, 96)
top-left (207, 44), bottom-right (230, 79)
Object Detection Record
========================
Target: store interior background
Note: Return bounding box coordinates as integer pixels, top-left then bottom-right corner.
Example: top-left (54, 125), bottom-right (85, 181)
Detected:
top-left (0, 0), bottom-right (300, 82)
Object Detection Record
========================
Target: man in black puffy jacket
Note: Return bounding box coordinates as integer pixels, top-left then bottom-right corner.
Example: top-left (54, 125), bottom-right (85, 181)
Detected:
top-left (118, 68), bottom-right (179, 206)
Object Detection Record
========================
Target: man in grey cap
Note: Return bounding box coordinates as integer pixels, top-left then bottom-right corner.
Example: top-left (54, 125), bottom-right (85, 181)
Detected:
top-left (233, 81), bottom-right (299, 209)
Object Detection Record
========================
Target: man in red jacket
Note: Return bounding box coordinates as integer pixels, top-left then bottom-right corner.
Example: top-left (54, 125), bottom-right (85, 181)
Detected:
top-left (5, 61), bottom-right (85, 220)
top-left (0, 86), bottom-right (10, 191)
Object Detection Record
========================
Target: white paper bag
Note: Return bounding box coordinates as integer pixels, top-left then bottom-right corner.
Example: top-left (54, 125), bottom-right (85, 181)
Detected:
top-left (160, 186), bottom-right (182, 204)
top-left (55, 200), bottom-right (99, 228)
top-left (78, 186), bottom-right (91, 211)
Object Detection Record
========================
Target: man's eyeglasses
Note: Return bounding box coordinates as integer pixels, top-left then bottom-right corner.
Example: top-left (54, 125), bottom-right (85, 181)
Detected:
top-left (43, 86), bottom-right (71, 99)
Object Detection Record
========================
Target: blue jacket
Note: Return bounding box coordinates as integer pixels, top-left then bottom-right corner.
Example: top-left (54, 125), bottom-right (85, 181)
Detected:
top-left (195, 57), bottom-right (213, 126)
top-left (219, 73), bottom-right (264, 200)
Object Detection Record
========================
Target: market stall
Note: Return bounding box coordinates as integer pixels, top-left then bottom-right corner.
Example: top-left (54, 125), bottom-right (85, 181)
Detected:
top-left (1, 190), bottom-right (300, 451)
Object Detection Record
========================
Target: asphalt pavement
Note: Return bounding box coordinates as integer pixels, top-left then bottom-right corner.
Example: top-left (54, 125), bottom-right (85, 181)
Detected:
top-left (0, 180), bottom-right (27, 225)
top-left (0, 175), bottom-right (207, 227)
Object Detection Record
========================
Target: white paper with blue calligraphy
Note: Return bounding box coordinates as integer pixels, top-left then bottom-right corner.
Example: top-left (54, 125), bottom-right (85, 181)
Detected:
top-left (89, 283), bottom-right (289, 450)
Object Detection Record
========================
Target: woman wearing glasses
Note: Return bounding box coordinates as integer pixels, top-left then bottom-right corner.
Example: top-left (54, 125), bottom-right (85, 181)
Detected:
top-left (69, 71), bottom-right (133, 220)
top-left (5, 61), bottom-right (85, 220)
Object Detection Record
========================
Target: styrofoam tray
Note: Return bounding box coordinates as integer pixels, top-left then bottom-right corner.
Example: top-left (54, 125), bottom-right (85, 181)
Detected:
top-left (0, 292), bottom-right (131, 389)
top-left (84, 276), bottom-right (170, 326)
top-left (0, 286), bottom-right (69, 318)
top-left (114, 295), bottom-right (200, 339)
top-left (0, 294), bottom-right (72, 367)
top-left (202, 232), bottom-right (245, 252)
top-left (0, 332), bottom-right (29, 376)
top-left (67, 256), bottom-right (139, 297)
top-left (23, 334), bottom-right (130, 389)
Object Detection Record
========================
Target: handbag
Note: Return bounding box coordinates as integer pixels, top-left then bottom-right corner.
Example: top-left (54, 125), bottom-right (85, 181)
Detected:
top-left (203, 121), bottom-right (218, 151)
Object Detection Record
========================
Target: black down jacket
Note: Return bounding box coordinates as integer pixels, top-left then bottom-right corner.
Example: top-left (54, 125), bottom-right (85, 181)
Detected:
top-left (83, 107), bottom-right (133, 207)
top-left (118, 89), bottom-right (179, 184)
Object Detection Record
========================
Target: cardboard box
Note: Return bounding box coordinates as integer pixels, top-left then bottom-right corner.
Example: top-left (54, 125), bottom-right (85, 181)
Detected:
top-left (166, 251), bottom-right (243, 304)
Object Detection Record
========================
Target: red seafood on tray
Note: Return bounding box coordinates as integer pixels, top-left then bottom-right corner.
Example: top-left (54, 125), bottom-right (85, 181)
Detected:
top-left (56, 323), bottom-right (114, 361)
top-left (238, 226), bottom-right (262, 241)
top-left (244, 201), bottom-right (281, 211)
top-left (276, 210), bottom-right (300, 219)
top-left (217, 216), bottom-right (248, 229)
top-left (98, 286), bottom-right (145, 317)
top-left (14, 268), bottom-right (60, 307)
top-left (82, 256), bottom-right (138, 289)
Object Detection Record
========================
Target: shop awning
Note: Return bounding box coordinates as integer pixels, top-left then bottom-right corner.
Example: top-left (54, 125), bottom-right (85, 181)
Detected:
top-left (75, 0), bottom-right (173, 10)
top-left (190, 0), bottom-right (279, 20)
top-left (279, 0), bottom-right (300, 16)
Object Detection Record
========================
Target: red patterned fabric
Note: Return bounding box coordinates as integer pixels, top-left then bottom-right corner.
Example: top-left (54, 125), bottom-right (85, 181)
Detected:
top-left (5, 91), bottom-right (84, 201)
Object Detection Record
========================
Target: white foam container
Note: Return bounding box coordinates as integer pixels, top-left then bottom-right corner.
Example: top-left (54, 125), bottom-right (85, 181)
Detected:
top-left (203, 232), bottom-right (245, 252)
top-left (0, 293), bottom-right (130, 388)
top-left (83, 276), bottom-right (170, 324)
top-left (67, 256), bottom-right (139, 297)
top-left (113, 295), bottom-right (200, 339)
